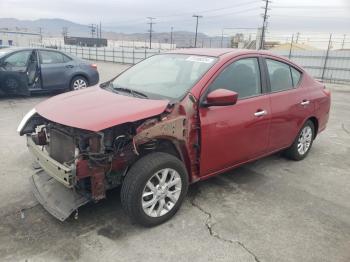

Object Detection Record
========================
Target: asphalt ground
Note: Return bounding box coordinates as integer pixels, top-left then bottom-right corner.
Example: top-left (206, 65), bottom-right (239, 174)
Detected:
top-left (0, 61), bottom-right (349, 262)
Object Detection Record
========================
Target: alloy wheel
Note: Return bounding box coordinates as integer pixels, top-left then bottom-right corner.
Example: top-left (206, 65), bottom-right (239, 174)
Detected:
top-left (72, 79), bottom-right (87, 90)
top-left (142, 168), bottom-right (182, 218)
top-left (297, 126), bottom-right (313, 155)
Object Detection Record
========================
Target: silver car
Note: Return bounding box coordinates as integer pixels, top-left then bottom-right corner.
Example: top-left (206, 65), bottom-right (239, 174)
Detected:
top-left (0, 47), bottom-right (99, 95)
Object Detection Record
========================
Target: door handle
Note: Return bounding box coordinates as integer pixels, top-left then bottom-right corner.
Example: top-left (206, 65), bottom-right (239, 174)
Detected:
top-left (65, 65), bottom-right (74, 68)
top-left (300, 100), bottom-right (310, 106)
top-left (254, 110), bottom-right (267, 117)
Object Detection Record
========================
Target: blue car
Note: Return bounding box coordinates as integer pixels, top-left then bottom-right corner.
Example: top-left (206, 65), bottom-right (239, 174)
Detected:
top-left (0, 47), bottom-right (99, 95)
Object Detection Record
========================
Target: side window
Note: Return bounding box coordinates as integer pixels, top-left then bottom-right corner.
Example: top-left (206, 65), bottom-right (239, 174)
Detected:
top-left (291, 67), bottom-right (301, 87)
top-left (62, 54), bottom-right (72, 62)
top-left (3, 50), bottom-right (32, 68)
top-left (208, 58), bottom-right (261, 99)
top-left (39, 51), bottom-right (66, 64)
top-left (266, 59), bottom-right (293, 92)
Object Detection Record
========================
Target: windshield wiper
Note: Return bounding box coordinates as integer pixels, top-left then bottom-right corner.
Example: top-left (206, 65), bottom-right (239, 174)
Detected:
top-left (112, 84), bottom-right (148, 99)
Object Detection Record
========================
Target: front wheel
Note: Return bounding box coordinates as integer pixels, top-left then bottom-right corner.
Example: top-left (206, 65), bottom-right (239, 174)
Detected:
top-left (284, 120), bottom-right (315, 161)
top-left (121, 152), bottom-right (189, 227)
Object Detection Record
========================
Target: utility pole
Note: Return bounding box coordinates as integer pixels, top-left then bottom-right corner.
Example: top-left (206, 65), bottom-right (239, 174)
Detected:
top-left (342, 34), bottom-right (346, 49)
top-left (62, 27), bottom-right (68, 38)
top-left (221, 29), bottom-right (224, 48)
top-left (296, 32), bottom-right (300, 44)
top-left (100, 21), bottom-right (102, 38)
top-left (89, 24), bottom-right (96, 38)
top-left (260, 0), bottom-right (270, 50)
top-left (96, 24), bottom-right (99, 39)
top-left (39, 27), bottom-right (43, 43)
top-left (288, 34), bottom-right (294, 59)
top-left (170, 26), bottom-right (173, 49)
top-left (192, 14), bottom-right (203, 48)
top-left (147, 17), bottom-right (156, 49)
top-left (321, 33), bottom-right (332, 81)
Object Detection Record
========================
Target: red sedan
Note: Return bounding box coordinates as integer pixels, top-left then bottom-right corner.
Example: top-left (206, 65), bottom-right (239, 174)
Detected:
top-left (18, 48), bottom-right (331, 226)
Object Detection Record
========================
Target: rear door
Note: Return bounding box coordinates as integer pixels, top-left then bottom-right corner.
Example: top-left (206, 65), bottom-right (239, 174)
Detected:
top-left (199, 56), bottom-right (271, 176)
top-left (263, 57), bottom-right (313, 151)
top-left (39, 50), bottom-right (75, 90)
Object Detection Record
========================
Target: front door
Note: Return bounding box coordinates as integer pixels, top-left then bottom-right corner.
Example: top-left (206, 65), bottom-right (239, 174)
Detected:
top-left (199, 57), bottom-right (271, 176)
top-left (0, 50), bottom-right (33, 95)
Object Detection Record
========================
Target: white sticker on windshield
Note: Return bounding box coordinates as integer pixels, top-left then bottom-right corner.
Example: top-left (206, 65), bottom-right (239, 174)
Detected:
top-left (186, 56), bottom-right (214, 63)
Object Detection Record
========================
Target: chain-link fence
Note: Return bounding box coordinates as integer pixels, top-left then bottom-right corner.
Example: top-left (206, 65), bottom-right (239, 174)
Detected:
top-left (31, 43), bottom-right (162, 64)
top-left (31, 43), bottom-right (350, 84)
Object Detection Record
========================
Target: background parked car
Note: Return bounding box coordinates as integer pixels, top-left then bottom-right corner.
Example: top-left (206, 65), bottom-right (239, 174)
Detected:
top-left (0, 47), bottom-right (99, 95)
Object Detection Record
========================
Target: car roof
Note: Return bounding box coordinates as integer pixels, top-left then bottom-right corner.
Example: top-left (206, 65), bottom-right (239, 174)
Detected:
top-left (167, 48), bottom-right (275, 58)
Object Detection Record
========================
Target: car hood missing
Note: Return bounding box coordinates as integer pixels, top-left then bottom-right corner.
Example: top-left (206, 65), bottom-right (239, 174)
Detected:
top-left (35, 86), bottom-right (169, 131)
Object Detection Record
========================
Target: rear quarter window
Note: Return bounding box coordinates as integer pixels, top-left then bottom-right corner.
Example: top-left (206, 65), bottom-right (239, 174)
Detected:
top-left (291, 67), bottom-right (302, 87)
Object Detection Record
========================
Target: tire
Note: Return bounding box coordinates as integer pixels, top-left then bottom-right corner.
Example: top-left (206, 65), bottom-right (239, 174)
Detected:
top-left (121, 152), bottom-right (189, 227)
top-left (70, 76), bottom-right (88, 91)
top-left (284, 120), bottom-right (315, 161)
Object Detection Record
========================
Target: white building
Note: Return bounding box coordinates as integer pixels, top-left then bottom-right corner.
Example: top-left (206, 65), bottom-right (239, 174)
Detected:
top-left (0, 30), bottom-right (41, 47)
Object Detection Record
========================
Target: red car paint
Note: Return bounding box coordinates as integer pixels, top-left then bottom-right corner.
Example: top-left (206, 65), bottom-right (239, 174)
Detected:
top-left (35, 86), bottom-right (169, 131)
top-left (34, 49), bottom-right (331, 183)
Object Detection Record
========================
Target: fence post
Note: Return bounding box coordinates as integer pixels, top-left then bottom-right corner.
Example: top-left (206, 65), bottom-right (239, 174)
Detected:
top-left (95, 46), bottom-right (98, 61)
top-left (122, 47), bottom-right (124, 64)
top-left (288, 34), bottom-right (294, 59)
top-left (132, 47), bottom-right (135, 64)
top-left (88, 47), bottom-right (91, 60)
top-left (321, 33), bottom-right (332, 81)
top-left (112, 48), bottom-right (115, 63)
top-left (144, 48), bottom-right (147, 59)
top-left (75, 46), bottom-right (78, 56)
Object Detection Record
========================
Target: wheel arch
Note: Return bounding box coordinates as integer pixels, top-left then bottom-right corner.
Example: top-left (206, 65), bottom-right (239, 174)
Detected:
top-left (305, 116), bottom-right (319, 139)
top-left (70, 73), bottom-right (89, 87)
top-left (137, 138), bottom-right (193, 183)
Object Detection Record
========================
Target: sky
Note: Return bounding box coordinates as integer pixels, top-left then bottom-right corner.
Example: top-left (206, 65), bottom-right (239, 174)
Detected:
top-left (0, 0), bottom-right (349, 38)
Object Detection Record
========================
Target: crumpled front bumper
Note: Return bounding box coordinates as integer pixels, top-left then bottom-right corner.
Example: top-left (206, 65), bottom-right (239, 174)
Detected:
top-left (27, 135), bottom-right (74, 188)
top-left (27, 135), bottom-right (90, 221)
top-left (31, 171), bottom-right (89, 221)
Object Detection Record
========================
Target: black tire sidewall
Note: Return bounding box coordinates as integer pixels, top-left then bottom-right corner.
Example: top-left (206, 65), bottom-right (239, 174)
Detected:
top-left (121, 152), bottom-right (189, 227)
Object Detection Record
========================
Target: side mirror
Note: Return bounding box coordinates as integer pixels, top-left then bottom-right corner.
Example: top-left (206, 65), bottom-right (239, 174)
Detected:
top-left (203, 89), bottom-right (238, 107)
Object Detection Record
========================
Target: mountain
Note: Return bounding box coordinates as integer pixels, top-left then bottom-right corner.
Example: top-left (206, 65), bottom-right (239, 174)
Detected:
top-left (0, 18), bottom-right (229, 48)
top-left (0, 18), bottom-right (90, 37)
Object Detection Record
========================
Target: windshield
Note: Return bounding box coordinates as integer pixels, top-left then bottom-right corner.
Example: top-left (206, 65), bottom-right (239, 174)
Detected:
top-left (110, 54), bottom-right (217, 100)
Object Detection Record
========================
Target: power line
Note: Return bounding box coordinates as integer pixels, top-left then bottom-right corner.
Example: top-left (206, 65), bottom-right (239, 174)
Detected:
top-left (147, 17), bottom-right (156, 49)
top-left (102, 2), bottom-right (260, 28)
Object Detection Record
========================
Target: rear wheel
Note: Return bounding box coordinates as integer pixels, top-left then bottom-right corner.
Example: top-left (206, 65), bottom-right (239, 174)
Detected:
top-left (284, 120), bottom-right (315, 161)
top-left (121, 152), bottom-right (189, 227)
top-left (70, 76), bottom-right (88, 91)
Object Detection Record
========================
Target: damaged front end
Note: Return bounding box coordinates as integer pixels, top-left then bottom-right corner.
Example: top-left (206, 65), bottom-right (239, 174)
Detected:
top-left (18, 95), bottom-right (199, 221)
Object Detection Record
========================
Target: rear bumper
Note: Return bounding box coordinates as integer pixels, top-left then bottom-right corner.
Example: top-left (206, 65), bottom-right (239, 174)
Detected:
top-left (27, 135), bottom-right (74, 188)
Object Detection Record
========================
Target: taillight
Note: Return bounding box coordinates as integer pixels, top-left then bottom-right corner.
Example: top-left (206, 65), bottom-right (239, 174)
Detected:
top-left (90, 64), bottom-right (97, 69)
